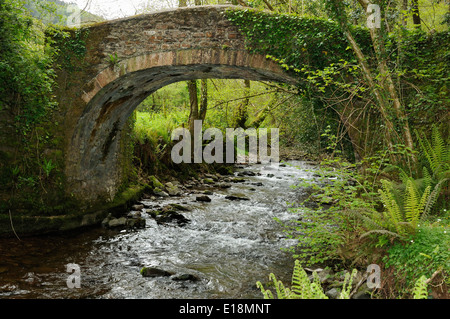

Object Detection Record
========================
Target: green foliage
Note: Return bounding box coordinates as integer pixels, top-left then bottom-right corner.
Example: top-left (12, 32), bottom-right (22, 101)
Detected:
top-left (225, 8), bottom-right (371, 79)
top-left (0, 0), bottom-right (57, 133)
top-left (134, 110), bottom-right (189, 147)
top-left (416, 125), bottom-right (450, 183)
top-left (377, 179), bottom-right (430, 236)
top-left (281, 154), bottom-right (377, 266)
top-left (383, 223), bottom-right (449, 291)
top-left (256, 260), bottom-right (357, 299)
top-left (108, 52), bottom-right (119, 66)
top-left (41, 158), bottom-right (56, 178)
top-left (46, 26), bottom-right (89, 73)
top-left (412, 275), bottom-right (429, 299)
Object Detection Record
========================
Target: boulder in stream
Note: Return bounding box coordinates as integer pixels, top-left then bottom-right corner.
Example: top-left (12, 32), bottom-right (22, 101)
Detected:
top-left (140, 267), bottom-right (174, 278)
top-left (171, 273), bottom-right (200, 282)
top-left (225, 194), bottom-right (250, 201)
top-left (195, 195), bottom-right (212, 202)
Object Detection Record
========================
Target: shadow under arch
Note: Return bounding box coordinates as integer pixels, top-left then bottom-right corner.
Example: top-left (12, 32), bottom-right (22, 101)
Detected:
top-left (67, 48), bottom-right (298, 204)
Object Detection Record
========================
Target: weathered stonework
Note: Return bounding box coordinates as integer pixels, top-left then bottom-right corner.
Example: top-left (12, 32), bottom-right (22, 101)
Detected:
top-left (58, 5), bottom-right (297, 210)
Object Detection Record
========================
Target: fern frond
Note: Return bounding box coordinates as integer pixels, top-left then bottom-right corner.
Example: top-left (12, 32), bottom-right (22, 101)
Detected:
top-left (343, 209), bottom-right (385, 231)
top-left (310, 282), bottom-right (328, 299)
top-left (422, 178), bottom-right (449, 221)
top-left (256, 281), bottom-right (274, 299)
top-left (269, 272), bottom-right (287, 299)
top-left (422, 166), bottom-right (432, 189)
top-left (431, 126), bottom-right (445, 173)
top-left (416, 126), bottom-right (450, 178)
top-left (404, 179), bottom-right (422, 228)
top-left (360, 229), bottom-right (404, 239)
top-left (339, 269), bottom-right (357, 299)
top-left (291, 260), bottom-right (317, 298)
top-left (412, 275), bottom-right (428, 299)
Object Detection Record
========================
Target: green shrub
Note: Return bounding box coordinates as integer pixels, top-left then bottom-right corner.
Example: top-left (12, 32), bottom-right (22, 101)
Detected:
top-left (383, 222), bottom-right (449, 293)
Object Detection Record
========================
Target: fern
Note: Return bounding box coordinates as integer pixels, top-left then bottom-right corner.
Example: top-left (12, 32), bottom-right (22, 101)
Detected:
top-left (375, 177), bottom-right (443, 236)
top-left (412, 275), bottom-right (429, 299)
top-left (379, 180), bottom-right (405, 235)
top-left (257, 260), bottom-right (329, 299)
top-left (339, 269), bottom-right (357, 299)
top-left (416, 126), bottom-right (450, 180)
top-left (256, 281), bottom-right (274, 299)
top-left (422, 178), bottom-right (449, 221)
top-left (404, 179), bottom-right (431, 228)
top-left (422, 166), bottom-right (432, 189)
top-left (256, 260), bottom-right (360, 299)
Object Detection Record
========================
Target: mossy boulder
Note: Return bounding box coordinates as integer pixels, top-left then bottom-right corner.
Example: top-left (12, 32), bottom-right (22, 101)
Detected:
top-left (149, 175), bottom-right (164, 189)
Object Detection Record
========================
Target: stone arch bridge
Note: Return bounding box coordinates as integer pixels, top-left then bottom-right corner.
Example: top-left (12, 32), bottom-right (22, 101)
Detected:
top-left (56, 5), bottom-right (297, 212)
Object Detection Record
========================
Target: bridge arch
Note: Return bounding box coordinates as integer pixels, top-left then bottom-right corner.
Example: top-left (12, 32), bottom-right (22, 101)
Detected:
top-left (62, 6), bottom-right (297, 205)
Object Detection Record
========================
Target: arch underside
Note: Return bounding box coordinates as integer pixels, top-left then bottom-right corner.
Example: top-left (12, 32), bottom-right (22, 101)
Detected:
top-left (67, 49), bottom-right (297, 203)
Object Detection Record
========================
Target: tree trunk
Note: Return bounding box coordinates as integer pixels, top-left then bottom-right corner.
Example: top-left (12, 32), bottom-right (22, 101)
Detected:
top-left (354, 0), bottom-right (415, 161)
top-left (199, 79), bottom-right (208, 121)
top-left (187, 80), bottom-right (199, 138)
top-left (411, 0), bottom-right (421, 26)
top-left (234, 80), bottom-right (250, 128)
top-left (340, 26), bottom-right (396, 153)
top-left (402, 0), bottom-right (408, 26)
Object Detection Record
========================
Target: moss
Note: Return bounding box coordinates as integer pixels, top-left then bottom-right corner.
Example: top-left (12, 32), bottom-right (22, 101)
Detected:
top-left (149, 175), bottom-right (164, 189)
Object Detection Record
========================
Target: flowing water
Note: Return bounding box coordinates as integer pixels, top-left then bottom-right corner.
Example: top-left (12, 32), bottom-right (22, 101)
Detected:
top-left (0, 160), bottom-right (316, 299)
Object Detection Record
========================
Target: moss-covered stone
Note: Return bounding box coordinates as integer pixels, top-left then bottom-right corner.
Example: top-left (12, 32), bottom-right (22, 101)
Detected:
top-left (149, 175), bottom-right (164, 189)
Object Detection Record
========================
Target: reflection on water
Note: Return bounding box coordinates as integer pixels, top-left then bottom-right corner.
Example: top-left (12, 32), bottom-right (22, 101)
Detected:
top-left (0, 161), bottom-right (315, 299)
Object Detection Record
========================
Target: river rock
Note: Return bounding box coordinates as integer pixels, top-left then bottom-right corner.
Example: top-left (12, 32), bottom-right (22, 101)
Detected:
top-left (217, 182), bottom-right (232, 189)
top-left (101, 214), bottom-right (112, 227)
top-left (216, 165), bottom-right (234, 175)
top-left (204, 173), bottom-right (218, 181)
top-left (149, 175), bottom-right (164, 189)
top-left (132, 204), bottom-right (144, 211)
top-left (237, 171), bottom-right (256, 177)
top-left (108, 217), bottom-right (127, 228)
top-left (168, 203), bottom-right (191, 211)
top-left (308, 268), bottom-right (334, 284)
top-left (225, 194), bottom-right (250, 201)
top-left (325, 288), bottom-right (341, 299)
top-left (166, 185), bottom-right (181, 196)
top-left (196, 195), bottom-right (211, 202)
top-left (171, 273), bottom-right (200, 282)
top-left (155, 211), bottom-right (189, 226)
top-left (140, 267), bottom-right (173, 278)
top-left (154, 187), bottom-right (169, 197)
top-left (352, 283), bottom-right (372, 299)
top-left (202, 178), bottom-right (215, 184)
top-left (125, 212), bottom-right (146, 229)
top-left (251, 182), bottom-right (263, 186)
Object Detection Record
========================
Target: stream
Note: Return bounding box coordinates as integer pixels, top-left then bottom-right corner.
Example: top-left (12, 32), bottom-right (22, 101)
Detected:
top-left (0, 160), bottom-right (316, 299)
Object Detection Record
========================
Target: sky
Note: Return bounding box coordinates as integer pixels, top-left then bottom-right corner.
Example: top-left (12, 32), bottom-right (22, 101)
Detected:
top-left (60, 0), bottom-right (178, 20)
